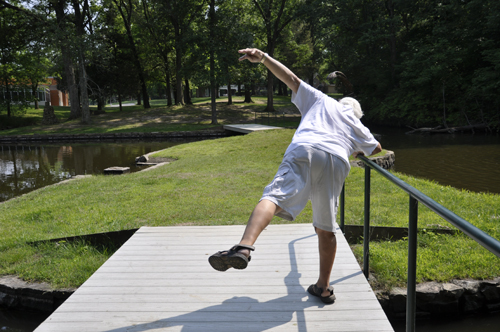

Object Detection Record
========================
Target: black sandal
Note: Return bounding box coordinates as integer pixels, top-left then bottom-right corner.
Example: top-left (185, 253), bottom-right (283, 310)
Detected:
top-left (208, 244), bottom-right (255, 272)
top-left (307, 284), bottom-right (336, 304)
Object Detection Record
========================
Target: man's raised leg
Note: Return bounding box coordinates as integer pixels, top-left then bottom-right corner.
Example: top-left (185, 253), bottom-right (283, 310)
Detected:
top-left (239, 199), bottom-right (281, 247)
top-left (208, 199), bottom-right (281, 271)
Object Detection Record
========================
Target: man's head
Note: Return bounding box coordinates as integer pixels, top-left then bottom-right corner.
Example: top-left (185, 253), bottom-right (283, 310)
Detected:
top-left (339, 97), bottom-right (363, 119)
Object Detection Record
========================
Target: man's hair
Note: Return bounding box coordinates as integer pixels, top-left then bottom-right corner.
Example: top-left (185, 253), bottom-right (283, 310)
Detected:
top-left (339, 97), bottom-right (363, 119)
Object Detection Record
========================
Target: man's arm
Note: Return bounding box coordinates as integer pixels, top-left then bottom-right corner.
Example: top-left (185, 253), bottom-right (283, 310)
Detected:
top-left (238, 48), bottom-right (301, 94)
top-left (352, 142), bottom-right (382, 158)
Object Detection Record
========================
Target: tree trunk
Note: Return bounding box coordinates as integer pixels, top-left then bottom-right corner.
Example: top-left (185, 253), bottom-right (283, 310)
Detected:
top-left (174, 35), bottom-right (183, 105)
top-left (209, 0), bottom-right (217, 124)
top-left (5, 80), bottom-right (11, 117)
top-left (53, 0), bottom-right (80, 119)
top-left (31, 84), bottom-right (39, 109)
top-left (112, 0), bottom-right (150, 109)
top-left (227, 78), bottom-right (232, 105)
top-left (62, 45), bottom-right (80, 119)
top-left (166, 70), bottom-right (172, 106)
top-left (244, 79), bottom-right (253, 103)
top-left (266, 70), bottom-right (274, 111)
top-left (118, 94), bottom-right (123, 112)
top-left (78, 48), bottom-right (91, 124)
top-left (184, 78), bottom-right (192, 105)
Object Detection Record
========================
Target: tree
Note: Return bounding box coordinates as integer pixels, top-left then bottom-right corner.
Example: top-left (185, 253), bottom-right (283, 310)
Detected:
top-left (251, 0), bottom-right (305, 111)
top-left (49, 0), bottom-right (81, 120)
top-left (0, 0), bottom-right (34, 116)
top-left (141, 0), bottom-right (175, 106)
top-left (158, 0), bottom-right (206, 105)
top-left (111, 0), bottom-right (151, 109)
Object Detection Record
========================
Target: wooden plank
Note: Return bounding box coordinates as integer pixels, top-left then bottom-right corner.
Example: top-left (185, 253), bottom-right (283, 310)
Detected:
top-left (223, 124), bottom-right (284, 134)
top-left (34, 320), bottom-right (394, 332)
top-left (34, 225), bottom-right (394, 332)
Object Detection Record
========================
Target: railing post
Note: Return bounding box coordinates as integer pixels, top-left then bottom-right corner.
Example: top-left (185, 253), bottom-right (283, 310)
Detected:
top-left (407, 196), bottom-right (418, 332)
top-left (340, 183), bottom-right (345, 233)
top-left (363, 166), bottom-right (371, 279)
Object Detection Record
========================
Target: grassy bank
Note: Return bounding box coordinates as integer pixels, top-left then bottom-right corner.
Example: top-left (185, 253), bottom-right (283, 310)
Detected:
top-left (0, 129), bottom-right (498, 290)
top-left (0, 96), bottom-right (302, 136)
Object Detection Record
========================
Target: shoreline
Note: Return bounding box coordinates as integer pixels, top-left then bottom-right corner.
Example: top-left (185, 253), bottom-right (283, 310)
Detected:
top-left (0, 129), bottom-right (229, 143)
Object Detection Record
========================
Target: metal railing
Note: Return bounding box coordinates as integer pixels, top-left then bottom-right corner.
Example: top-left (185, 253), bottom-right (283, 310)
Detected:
top-left (339, 155), bottom-right (500, 332)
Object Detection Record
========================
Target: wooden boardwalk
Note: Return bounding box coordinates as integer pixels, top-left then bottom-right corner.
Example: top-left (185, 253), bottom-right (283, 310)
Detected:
top-left (223, 124), bottom-right (283, 134)
top-left (34, 225), bottom-right (394, 332)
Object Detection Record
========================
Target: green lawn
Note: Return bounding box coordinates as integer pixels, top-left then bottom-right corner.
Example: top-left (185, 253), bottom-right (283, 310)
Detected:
top-left (0, 96), bottom-right (301, 135)
top-left (0, 129), bottom-right (498, 290)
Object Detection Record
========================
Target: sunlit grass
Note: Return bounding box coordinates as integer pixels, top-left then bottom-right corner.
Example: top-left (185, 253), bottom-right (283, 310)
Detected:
top-left (0, 129), bottom-right (498, 289)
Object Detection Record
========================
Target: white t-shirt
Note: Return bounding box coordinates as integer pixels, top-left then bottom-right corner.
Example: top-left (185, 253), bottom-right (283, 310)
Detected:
top-left (287, 81), bottom-right (379, 166)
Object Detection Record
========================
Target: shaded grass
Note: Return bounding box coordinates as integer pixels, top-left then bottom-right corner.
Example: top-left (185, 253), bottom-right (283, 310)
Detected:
top-left (0, 96), bottom-right (301, 136)
top-left (0, 129), bottom-right (498, 289)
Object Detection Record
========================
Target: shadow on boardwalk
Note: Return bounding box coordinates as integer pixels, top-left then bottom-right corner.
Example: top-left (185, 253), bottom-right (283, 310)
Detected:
top-left (103, 234), bottom-right (361, 332)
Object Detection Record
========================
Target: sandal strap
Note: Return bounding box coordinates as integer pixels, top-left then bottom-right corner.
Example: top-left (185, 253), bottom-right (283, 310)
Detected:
top-left (231, 244), bottom-right (255, 251)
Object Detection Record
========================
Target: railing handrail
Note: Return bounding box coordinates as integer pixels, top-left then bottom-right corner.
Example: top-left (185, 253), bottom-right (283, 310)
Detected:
top-left (357, 155), bottom-right (500, 258)
top-left (342, 155), bottom-right (500, 332)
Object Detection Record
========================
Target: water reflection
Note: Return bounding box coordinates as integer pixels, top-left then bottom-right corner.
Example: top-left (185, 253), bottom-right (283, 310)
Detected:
top-left (0, 140), bottom-right (191, 202)
top-left (372, 126), bottom-right (500, 194)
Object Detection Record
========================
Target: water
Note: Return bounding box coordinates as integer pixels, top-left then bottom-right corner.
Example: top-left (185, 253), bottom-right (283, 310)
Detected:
top-left (391, 312), bottom-right (500, 332)
top-left (373, 126), bottom-right (500, 194)
top-left (0, 139), bottom-right (196, 203)
top-left (0, 307), bottom-right (48, 332)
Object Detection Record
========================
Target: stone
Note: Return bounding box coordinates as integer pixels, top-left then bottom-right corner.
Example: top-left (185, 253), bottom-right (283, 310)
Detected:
top-left (486, 302), bottom-right (500, 312)
top-left (441, 283), bottom-right (465, 301)
top-left (136, 155), bottom-right (149, 163)
top-left (452, 279), bottom-right (481, 294)
top-left (416, 282), bottom-right (440, 302)
top-left (104, 166), bottom-right (130, 175)
top-left (0, 275), bottom-right (74, 312)
top-left (351, 150), bottom-right (395, 169)
top-left (462, 293), bottom-right (485, 313)
top-left (389, 287), bottom-right (407, 313)
top-left (481, 282), bottom-right (500, 303)
top-left (41, 102), bottom-right (60, 125)
top-left (428, 300), bottom-right (460, 316)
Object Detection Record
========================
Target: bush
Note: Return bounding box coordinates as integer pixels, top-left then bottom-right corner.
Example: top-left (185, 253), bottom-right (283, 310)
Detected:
top-left (0, 115), bottom-right (40, 130)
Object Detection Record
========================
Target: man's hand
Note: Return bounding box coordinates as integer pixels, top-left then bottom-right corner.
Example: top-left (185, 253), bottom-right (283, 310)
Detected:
top-left (352, 151), bottom-right (364, 159)
top-left (238, 48), bottom-right (266, 63)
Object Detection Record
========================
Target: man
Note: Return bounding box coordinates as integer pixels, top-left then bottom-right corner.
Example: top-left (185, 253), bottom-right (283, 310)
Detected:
top-left (209, 48), bottom-right (382, 304)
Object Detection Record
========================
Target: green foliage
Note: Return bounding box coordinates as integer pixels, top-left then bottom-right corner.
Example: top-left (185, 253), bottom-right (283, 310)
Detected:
top-left (324, 0), bottom-right (500, 128)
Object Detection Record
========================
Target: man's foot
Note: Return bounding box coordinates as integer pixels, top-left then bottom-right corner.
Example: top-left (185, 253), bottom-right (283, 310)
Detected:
top-left (307, 284), bottom-right (336, 304)
top-left (208, 244), bottom-right (255, 272)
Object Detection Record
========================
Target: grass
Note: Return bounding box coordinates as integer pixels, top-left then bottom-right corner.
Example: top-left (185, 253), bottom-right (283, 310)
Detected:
top-left (0, 129), bottom-right (499, 290)
top-left (346, 167), bottom-right (500, 290)
top-left (1, 97), bottom-right (499, 290)
top-left (0, 96), bottom-right (301, 136)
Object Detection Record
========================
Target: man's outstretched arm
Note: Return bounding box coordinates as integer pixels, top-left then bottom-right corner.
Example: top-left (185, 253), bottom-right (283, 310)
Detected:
top-left (238, 48), bottom-right (301, 94)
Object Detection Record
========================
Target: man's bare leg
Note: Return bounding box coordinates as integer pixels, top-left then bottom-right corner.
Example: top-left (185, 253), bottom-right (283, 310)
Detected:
top-left (237, 199), bottom-right (282, 256)
top-left (315, 227), bottom-right (337, 297)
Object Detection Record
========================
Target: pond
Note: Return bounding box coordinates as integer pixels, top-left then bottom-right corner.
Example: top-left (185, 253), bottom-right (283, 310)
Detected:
top-left (0, 129), bottom-right (499, 332)
top-left (0, 139), bottom-right (199, 203)
top-left (374, 126), bottom-right (500, 194)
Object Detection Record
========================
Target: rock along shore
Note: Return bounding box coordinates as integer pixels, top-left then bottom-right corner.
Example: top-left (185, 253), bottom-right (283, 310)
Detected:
top-left (378, 278), bottom-right (500, 319)
top-left (0, 129), bottom-right (228, 143)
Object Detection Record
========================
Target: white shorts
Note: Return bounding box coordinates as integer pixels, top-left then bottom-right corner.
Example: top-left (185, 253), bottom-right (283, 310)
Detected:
top-left (261, 145), bottom-right (349, 233)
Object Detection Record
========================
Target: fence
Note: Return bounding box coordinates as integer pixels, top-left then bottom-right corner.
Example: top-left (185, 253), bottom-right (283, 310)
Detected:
top-left (339, 155), bottom-right (500, 332)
